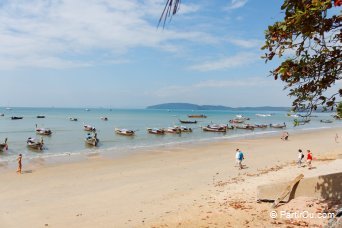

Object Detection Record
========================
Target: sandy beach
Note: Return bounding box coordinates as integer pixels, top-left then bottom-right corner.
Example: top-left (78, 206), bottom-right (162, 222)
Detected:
top-left (0, 127), bottom-right (341, 227)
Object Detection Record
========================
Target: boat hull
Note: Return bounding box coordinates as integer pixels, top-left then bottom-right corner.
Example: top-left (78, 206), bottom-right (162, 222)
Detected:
top-left (0, 144), bottom-right (7, 152)
top-left (27, 143), bottom-right (44, 150)
top-left (36, 129), bottom-right (52, 136)
top-left (202, 127), bottom-right (226, 133)
top-left (147, 129), bottom-right (165, 135)
top-left (115, 129), bottom-right (135, 136)
top-left (85, 138), bottom-right (99, 146)
top-left (188, 115), bottom-right (207, 118)
top-left (179, 120), bottom-right (197, 124)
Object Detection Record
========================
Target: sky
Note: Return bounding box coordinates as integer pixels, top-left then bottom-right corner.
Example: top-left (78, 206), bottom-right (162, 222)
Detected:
top-left (0, 0), bottom-right (294, 108)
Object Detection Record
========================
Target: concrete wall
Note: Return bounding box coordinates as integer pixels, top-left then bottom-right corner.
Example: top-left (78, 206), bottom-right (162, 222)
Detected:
top-left (257, 172), bottom-right (342, 202)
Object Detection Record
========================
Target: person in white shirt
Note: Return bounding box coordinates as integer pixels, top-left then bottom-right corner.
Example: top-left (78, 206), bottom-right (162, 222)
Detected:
top-left (297, 149), bottom-right (304, 167)
top-left (235, 149), bottom-right (240, 167)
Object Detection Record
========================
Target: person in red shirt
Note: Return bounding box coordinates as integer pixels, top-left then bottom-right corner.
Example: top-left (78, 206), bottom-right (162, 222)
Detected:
top-left (307, 150), bottom-right (313, 169)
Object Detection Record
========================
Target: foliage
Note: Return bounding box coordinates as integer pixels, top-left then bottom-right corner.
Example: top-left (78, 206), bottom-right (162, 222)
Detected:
top-left (159, 0), bottom-right (181, 28)
top-left (262, 0), bottom-right (342, 113)
top-left (337, 102), bottom-right (342, 117)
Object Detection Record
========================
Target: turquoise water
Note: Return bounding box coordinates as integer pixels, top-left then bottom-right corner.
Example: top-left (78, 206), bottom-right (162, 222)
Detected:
top-left (0, 107), bottom-right (340, 162)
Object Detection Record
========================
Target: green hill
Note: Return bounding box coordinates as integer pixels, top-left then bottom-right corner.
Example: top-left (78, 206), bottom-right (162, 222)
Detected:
top-left (146, 103), bottom-right (290, 111)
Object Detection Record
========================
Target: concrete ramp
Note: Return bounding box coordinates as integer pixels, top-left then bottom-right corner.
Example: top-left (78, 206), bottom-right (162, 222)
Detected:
top-left (257, 159), bottom-right (342, 202)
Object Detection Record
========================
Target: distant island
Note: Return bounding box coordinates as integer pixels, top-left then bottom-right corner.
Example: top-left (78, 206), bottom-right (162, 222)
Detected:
top-left (146, 103), bottom-right (290, 111)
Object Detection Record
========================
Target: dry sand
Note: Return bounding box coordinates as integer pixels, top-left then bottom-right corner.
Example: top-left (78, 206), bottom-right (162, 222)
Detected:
top-left (0, 128), bottom-right (341, 227)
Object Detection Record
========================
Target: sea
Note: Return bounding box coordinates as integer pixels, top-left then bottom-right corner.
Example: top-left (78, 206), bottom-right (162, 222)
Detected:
top-left (0, 107), bottom-right (340, 163)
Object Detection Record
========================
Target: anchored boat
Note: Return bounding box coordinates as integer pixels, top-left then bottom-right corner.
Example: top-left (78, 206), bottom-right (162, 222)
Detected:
top-left (11, 116), bottom-right (23, 120)
top-left (179, 119), bottom-right (197, 124)
top-left (270, 123), bottom-right (286, 128)
top-left (147, 128), bottom-right (165, 135)
top-left (115, 128), bottom-right (135, 136)
top-left (35, 124), bottom-right (52, 136)
top-left (188, 114), bottom-right (207, 118)
top-left (165, 127), bottom-right (181, 134)
top-left (202, 124), bottom-right (227, 133)
top-left (84, 125), bottom-right (96, 132)
top-left (27, 137), bottom-right (44, 150)
top-left (0, 138), bottom-right (8, 152)
top-left (85, 132), bottom-right (99, 146)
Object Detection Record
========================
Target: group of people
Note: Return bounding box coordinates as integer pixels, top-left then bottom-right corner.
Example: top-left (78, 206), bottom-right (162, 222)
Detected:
top-left (234, 146), bottom-right (314, 170)
top-left (297, 149), bottom-right (313, 169)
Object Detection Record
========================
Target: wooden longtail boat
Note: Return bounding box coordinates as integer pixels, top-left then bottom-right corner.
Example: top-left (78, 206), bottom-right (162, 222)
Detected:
top-left (27, 137), bottom-right (44, 150)
top-left (253, 124), bottom-right (268, 128)
top-left (36, 115), bottom-right (45, 118)
top-left (188, 114), bottom-right (207, 118)
top-left (85, 133), bottom-right (99, 146)
top-left (229, 119), bottom-right (244, 124)
top-left (115, 128), bottom-right (135, 136)
top-left (0, 138), bottom-right (8, 152)
top-left (11, 116), bottom-right (23, 120)
top-left (202, 125), bottom-right (227, 133)
top-left (100, 117), bottom-right (108, 121)
top-left (176, 126), bottom-right (192, 132)
top-left (84, 125), bottom-right (96, 132)
top-left (35, 124), bottom-right (52, 136)
top-left (236, 115), bottom-right (250, 120)
top-left (179, 119), bottom-right (197, 124)
top-left (234, 124), bottom-right (255, 130)
top-left (69, 117), bottom-right (78, 121)
top-left (147, 128), bottom-right (165, 135)
top-left (270, 123), bottom-right (286, 128)
top-left (165, 127), bottom-right (181, 134)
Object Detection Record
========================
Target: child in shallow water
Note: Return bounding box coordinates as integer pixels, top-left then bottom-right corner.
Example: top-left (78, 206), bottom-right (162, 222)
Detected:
top-left (17, 154), bottom-right (22, 174)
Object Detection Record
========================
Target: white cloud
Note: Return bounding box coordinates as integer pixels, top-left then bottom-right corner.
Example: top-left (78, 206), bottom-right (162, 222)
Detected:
top-left (0, 0), bottom-right (205, 69)
top-left (178, 4), bottom-right (201, 15)
top-left (150, 77), bottom-right (279, 98)
top-left (226, 0), bottom-right (248, 10)
top-left (188, 52), bottom-right (259, 71)
top-left (194, 78), bottom-right (273, 88)
top-left (228, 38), bottom-right (262, 48)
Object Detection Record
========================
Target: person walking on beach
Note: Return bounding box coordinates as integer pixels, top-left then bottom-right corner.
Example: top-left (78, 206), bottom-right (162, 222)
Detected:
top-left (297, 149), bottom-right (304, 168)
top-left (335, 133), bottom-right (339, 143)
top-left (236, 149), bottom-right (244, 170)
top-left (281, 131), bottom-right (289, 141)
top-left (235, 149), bottom-right (240, 167)
top-left (307, 150), bottom-right (313, 169)
top-left (17, 154), bottom-right (22, 174)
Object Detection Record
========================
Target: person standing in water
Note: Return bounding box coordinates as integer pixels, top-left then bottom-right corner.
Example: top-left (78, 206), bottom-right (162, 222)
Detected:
top-left (17, 154), bottom-right (22, 174)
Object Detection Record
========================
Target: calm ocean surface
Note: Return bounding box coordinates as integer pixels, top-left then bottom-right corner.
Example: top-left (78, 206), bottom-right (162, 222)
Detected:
top-left (0, 107), bottom-right (340, 162)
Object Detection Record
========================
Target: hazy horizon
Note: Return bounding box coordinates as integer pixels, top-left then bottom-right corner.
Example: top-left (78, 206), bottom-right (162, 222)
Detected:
top-left (0, 103), bottom-right (291, 110)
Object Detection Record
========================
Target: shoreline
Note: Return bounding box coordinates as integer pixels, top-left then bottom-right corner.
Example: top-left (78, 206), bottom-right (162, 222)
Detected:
top-left (0, 127), bottom-right (341, 227)
top-left (0, 125), bottom-right (340, 171)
